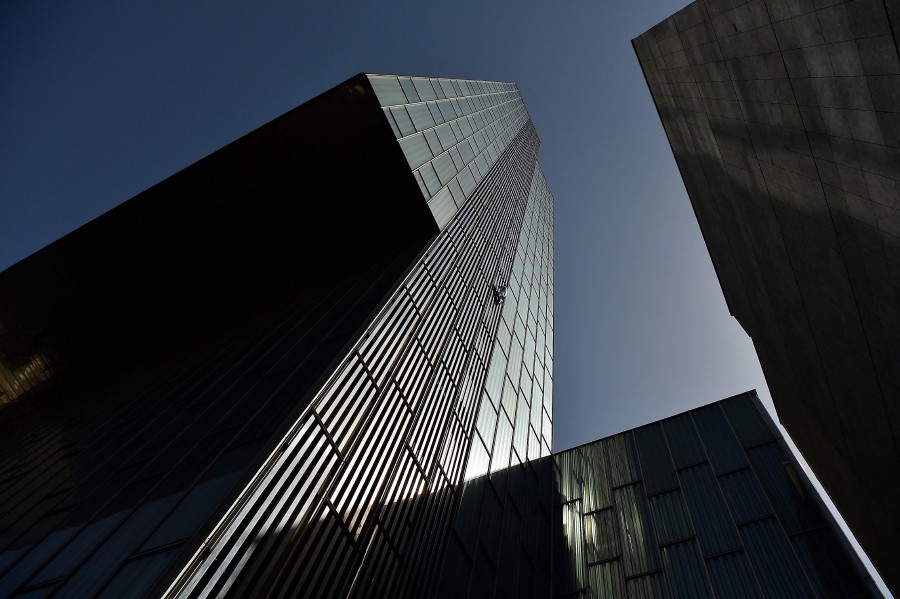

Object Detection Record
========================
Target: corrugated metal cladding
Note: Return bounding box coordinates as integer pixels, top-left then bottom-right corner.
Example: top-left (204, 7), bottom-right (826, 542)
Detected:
top-left (552, 391), bottom-right (881, 598)
top-left (162, 85), bottom-right (554, 597)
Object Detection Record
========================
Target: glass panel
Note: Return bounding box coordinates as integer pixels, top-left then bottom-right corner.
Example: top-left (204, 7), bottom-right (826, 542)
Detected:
top-left (412, 78), bottom-right (437, 101)
top-left (56, 495), bottom-right (179, 597)
top-left (389, 106), bottom-right (415, 137)
top-left (397, 77), bottom-right (420, 103)
top-left (367, 75), bottom-right (407, 106)
top-left (418, 162), bottom-right (442, 197)
top-left (399, 134), bottom-right (433, 170)
top-left (427, 187), bottom-right (456, 230)
top-left (435, 123), bottom-right (457, 151)
top-left (432, 153), bottom-right (456, 186)
top-left (30, 511), bottom-right (126, 585)
top-left (491, 410), bottom-right (513, 473)
top-left (406, 103), bottom-right (436, 131)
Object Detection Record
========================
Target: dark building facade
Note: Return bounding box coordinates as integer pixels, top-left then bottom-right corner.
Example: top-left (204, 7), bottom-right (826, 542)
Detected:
top-left (0, 70), bottom-right (881, 599)
top-left (0, 74), bottom-right (555, 598)
top-left (553, 391), bottom-right (881, 598)
top-left (634, 0), bottom-right (900, 591)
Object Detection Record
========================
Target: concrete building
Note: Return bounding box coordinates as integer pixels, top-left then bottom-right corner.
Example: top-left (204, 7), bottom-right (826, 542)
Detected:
top-left (634, 0), bottom-right (900, 591)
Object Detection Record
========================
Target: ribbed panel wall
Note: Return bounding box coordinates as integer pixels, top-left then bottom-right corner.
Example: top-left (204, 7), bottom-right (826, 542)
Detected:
top-left (434, 162), bottom-right (555, 599)
top-left (164, 121), bottom-right (544, 599)
top-left (552, 392), bottom-right (879, 598)
top-left (0, 248), bottom-right (418, 599)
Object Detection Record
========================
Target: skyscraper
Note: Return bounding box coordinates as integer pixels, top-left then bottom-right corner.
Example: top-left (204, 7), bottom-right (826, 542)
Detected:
top-left (0, 74), bottom-right (554, 598)
top-left (634, 0), bottom-right (900, 591)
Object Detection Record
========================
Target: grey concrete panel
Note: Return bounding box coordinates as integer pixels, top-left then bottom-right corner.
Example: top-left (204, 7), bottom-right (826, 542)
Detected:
top-left (635, 0), bottom-right (900, 591)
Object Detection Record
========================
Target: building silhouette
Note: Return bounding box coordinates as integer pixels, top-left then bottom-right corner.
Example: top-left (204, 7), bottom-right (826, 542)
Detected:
top-left (0, 71), bottom-right (883, 598)
top-left (634, 0), bottom-right (900, 591)
top-left (0, 73), bottom-right (554, 598)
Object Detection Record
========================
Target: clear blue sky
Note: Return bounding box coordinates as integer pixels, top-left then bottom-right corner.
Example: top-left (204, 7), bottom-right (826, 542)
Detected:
top-left (3, 1), bottom-right (893, 592)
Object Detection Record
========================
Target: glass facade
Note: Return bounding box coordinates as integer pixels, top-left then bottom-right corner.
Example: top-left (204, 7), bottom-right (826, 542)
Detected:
top-left (551, 391), bottom-right (881, 598)
top-left (0, 73), bottom-right (554, 599)
top-left (159, 78), bottom-right (554, 598)
top-left (368, 74), bottom-right (531, 229)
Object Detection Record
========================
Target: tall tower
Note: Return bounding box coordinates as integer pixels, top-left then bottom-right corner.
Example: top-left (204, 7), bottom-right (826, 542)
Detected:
top-left (0, 74), bottom-right (554, 598)
top-left (634, 0), bottom-right (900, 591)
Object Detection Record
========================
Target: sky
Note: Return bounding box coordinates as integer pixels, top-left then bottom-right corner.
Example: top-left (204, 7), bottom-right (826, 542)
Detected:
top-left (0, 1), bottom-right (889, 592)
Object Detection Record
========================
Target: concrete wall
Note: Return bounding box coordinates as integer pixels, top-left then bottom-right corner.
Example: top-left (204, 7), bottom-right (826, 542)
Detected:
top-left (634, 0), bottom-right (900, 592)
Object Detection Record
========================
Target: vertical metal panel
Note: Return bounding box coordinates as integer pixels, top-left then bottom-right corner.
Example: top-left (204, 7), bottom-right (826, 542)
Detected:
top-left (613, 484), bottom-right (659, 577)
top-left (555, 450), bottom-right (583, 504)
top-left (661, 414), bottom-right (706, 469)
top-left (554, 500), bottom-right (585, 595)
top-left (634, 423), bottom-right (678, 495)
top-left (660, 540), bottom-right (712, 598)
top-left (792, 528), bottom-right (870, 599)
top-left (649, 490), bottom-right (693, 545)
top-left (588, 559), bottom-right (624, 599)
top-left (626, 572), bottom-right (668, 599)
top-left (606, 433), bottom-right (641, 488)
top-left (719, 394), bottom-right (775, 449)
top-left (747, 442), bottom-right (823, 535)
top-left (706, 551), bottom-right (762, 599)
top-left (584, 508), bottom-right (620, 564)
top-left (691, 404), bottom-right (747, 474)
top-left (739, 518), bottom-right (812, 598)
top-left (582, 440), bottom-right (611, 512)
top-left (718, 468), bottom-right (772, 524)
top-left (678, 464), bottom-right (741, 556)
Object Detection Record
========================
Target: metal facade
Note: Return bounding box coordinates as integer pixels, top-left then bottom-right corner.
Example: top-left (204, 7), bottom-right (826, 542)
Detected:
top-left (552, 392), bottom-right (881, 598)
